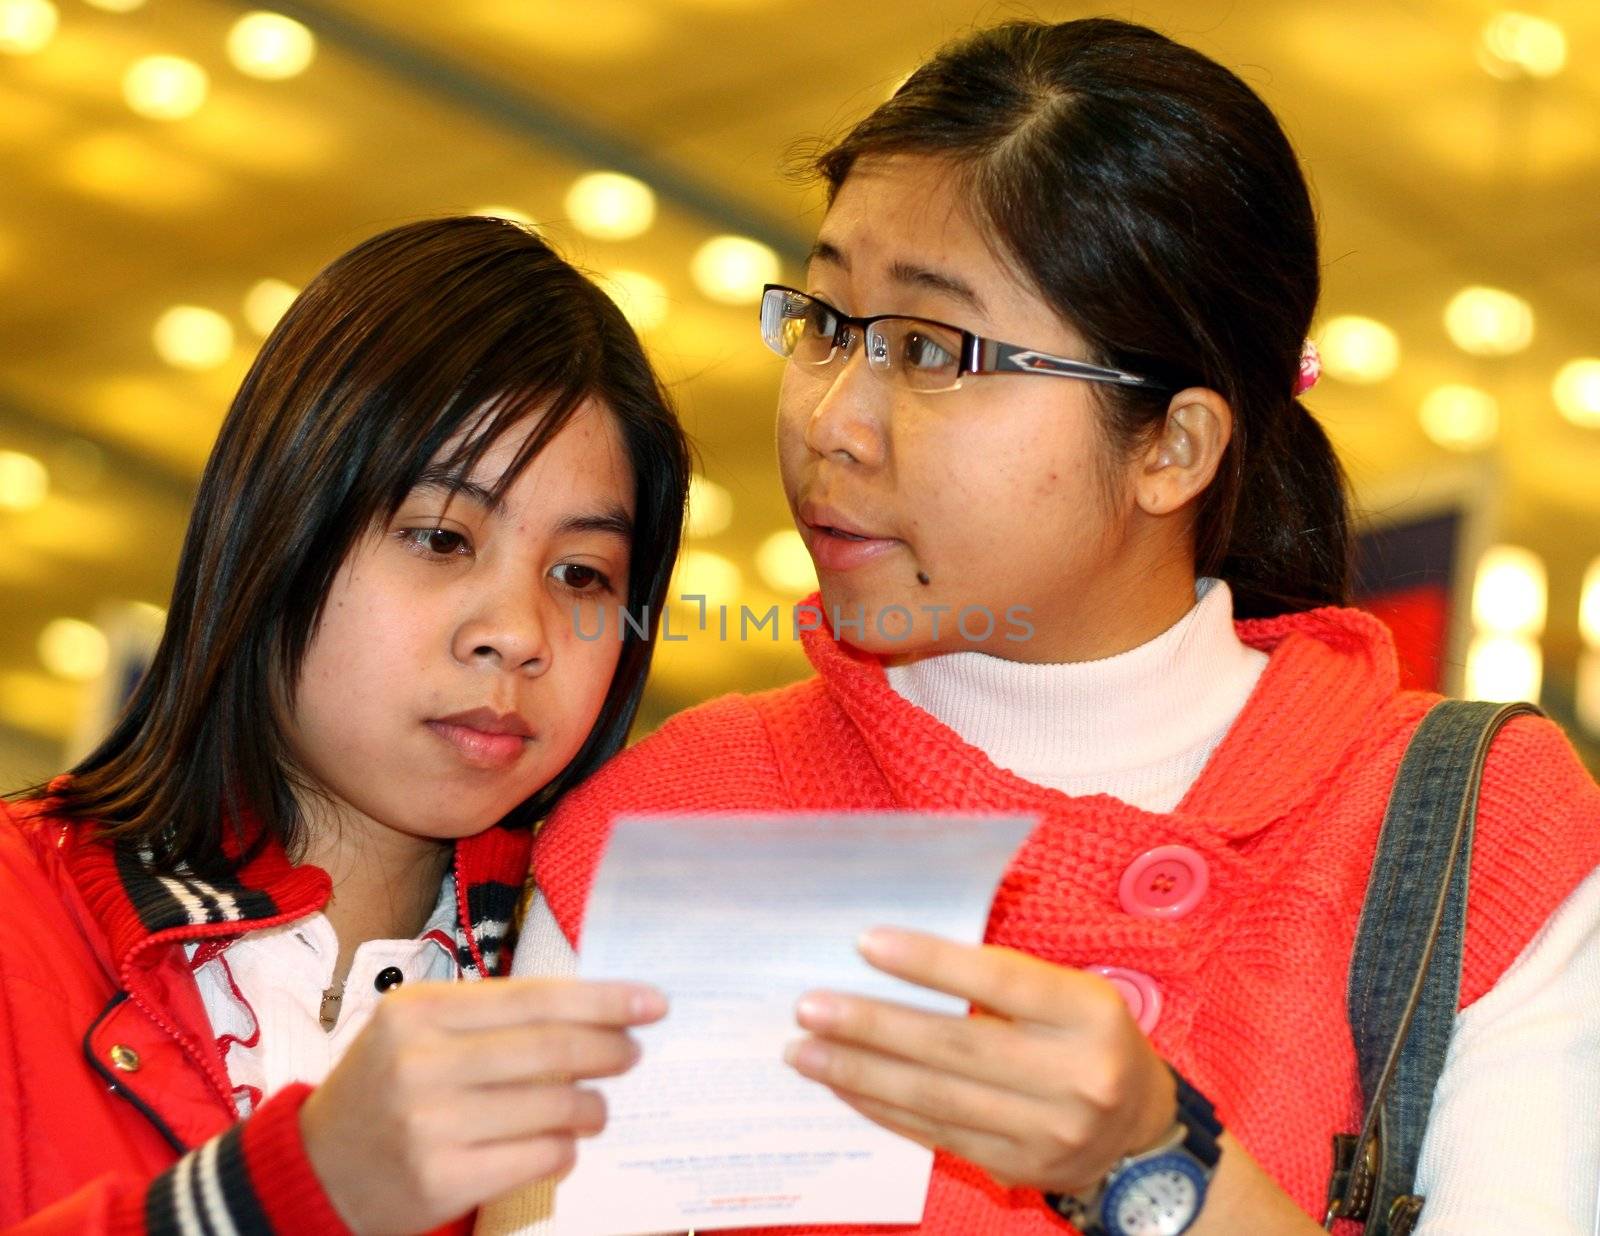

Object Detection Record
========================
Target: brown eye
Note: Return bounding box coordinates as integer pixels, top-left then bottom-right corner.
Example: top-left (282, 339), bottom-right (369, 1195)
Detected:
top-left (552, 563), bottom-right (612, 593)
top-left (403, 527), bottom-right (470, 557)
top-left (902, 329), bottom-right (957, 372)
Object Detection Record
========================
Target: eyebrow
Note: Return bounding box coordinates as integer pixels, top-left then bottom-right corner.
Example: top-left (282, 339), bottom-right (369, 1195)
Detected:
top-left (409, 470), bottom-right (633, 540)
top-left (554, 506), bottom-right (633, 540)
top-left (807, 242), bottom-right (987, 317)
top-left (808, 240), bottom-right (849, 272)
top-left (412, 468), bottom-right (502, 515)
top-left (886, 260), bottom-right (986, 316)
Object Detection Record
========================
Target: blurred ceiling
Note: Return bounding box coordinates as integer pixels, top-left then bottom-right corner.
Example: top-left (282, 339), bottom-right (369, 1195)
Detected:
top-left (1, 0), bottom-right (1598, 782)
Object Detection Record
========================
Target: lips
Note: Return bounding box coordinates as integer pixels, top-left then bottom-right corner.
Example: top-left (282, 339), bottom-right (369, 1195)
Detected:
top-left (426, 707), bottom-right (534, 770)
top-left (797, 500), bottom-right (902, 573)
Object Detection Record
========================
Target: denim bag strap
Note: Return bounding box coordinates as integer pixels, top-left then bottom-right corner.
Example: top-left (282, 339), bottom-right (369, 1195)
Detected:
top-left (1323, 700), bottom-right (1541, 1235)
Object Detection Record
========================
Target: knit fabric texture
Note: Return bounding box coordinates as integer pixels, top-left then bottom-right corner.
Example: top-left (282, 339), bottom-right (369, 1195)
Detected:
top-left (530, 599), bottom-right (1600, 1235)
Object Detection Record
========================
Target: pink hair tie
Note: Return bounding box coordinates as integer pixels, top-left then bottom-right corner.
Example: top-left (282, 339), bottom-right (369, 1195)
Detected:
top-left (1293, 338), bottom-right (1321, 396)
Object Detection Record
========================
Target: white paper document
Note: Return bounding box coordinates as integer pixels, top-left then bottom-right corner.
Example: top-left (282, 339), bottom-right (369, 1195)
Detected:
top-left (551, 811), bottom-right (1036, 1236)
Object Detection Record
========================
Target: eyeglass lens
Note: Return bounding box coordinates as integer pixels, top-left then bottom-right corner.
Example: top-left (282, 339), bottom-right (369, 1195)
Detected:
top-left (761, 288), bottom-right (965, 392)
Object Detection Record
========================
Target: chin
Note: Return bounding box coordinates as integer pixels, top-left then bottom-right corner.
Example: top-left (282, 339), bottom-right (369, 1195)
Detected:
top-left (810, 581), bottom-right (930, 656)
top-left (815, 577), bottom-right (1036, 659)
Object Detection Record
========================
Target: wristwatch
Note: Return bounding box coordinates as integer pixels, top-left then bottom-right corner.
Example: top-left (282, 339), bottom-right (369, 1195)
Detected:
top-left (1045, 1067), bottom-right (1223, 1236)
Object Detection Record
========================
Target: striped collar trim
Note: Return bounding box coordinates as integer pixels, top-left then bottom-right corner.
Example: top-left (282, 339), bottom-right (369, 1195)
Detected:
top-left (61, 820), bottom-right (532, 979)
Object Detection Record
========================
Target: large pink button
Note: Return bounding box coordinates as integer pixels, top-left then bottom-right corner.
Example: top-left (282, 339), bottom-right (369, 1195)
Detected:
top-left (1119, 844), bottom-right (1209, 919)
top-left (1089, 966), bottom-right (1162, 1034)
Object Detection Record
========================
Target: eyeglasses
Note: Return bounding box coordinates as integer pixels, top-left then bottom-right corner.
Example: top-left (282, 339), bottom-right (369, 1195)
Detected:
top-left (758, 284), bottom-right (1169, 396)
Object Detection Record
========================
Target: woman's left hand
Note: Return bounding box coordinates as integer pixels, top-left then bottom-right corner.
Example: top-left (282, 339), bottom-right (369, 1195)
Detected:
top-left (783, 927), bottom-right (1177, 1197)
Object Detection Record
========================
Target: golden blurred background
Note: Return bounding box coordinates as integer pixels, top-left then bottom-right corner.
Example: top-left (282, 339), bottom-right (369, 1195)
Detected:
top-left (2, 0), bottom-right (1598, 790)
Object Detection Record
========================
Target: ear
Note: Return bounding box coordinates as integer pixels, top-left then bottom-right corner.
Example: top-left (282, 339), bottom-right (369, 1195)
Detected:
top-left (1136, 388), bottom-right (1234, 517)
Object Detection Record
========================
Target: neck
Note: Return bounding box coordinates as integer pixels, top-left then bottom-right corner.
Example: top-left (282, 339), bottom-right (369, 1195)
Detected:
top-left (295, 795), bottom-right (454, 986)
top-left (1016, 537), bottom-right (1202, 664)
top-left (884, 579), bottom-right (1267, 811)
top-left (897, 545), bottom-right (1202, 667)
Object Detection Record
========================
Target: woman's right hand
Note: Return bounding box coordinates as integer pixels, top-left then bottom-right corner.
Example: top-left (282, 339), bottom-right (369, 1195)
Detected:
top-left (299, 976), bottom-right (665, 1235)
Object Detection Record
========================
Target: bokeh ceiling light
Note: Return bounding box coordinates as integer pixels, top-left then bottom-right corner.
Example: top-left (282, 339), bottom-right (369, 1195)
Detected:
top-left (687, 473), bottom-right (733, 539)
top-left (691, 236), bottom-right (781, 306)
top-left (1443, 286), bottom-right (1534, 356)
top-left (226, 11), bottom-right (316, 81)
top-left (1578, 651), bottom-right (1600, 738)
top-left (124, 55), bottom-right (210, 121)
top-left (1479, 11), bottom-right (1567, 80)
top-left (757, 529), bottom-right (818, 596)
top-left (1553, 358), bottom-right (1600, 428)
top-left (1581, 557), bottom-right (1600, 650)
top-left (0, 450), bottom-right (49, 512)
top-left (672, 548), bottom-right (742, 606)
top-left (38, 618), bottom-right (108, 682)
top-left (0, 0), bottom-right (57, 55)
top-left (602, 270), bottom-right (669, 333)
top-left (1472, 544), bottom-right (1547, 637)
top-left (1464, 634), bottom-right (1542, 704)
top-left (1316, 316), bottom-right (1400, 384)
top-left (1418, 385), bottom-right (1499, 452)
top-left (85, 0), bottom-right (146, 10)
top-left (243, 278), bottom-right (298, 336)
top-left (153, 305), bottom-right (234, 371)
top-left (565, 172), bottom-right (656, 240)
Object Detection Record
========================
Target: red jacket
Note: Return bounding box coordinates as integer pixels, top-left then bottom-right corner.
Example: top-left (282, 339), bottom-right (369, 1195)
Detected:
top-left (531, 601), bottom-right (1600, 1234)
top-left (0, 793), bottom-right (531, 1235)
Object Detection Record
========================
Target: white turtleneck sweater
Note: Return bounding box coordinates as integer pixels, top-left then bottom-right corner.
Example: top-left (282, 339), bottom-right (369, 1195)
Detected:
top-left (884, 577), bottom-right (1265, 813)
top-left (479, 580), bottom-right (1600, 1236)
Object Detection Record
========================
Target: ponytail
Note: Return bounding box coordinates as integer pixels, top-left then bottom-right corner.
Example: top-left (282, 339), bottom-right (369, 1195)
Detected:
top-left (1212, 399), bottom-right (1352, 619)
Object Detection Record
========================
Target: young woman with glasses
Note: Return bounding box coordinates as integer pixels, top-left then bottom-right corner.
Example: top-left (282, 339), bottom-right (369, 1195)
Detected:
top-left (490, 19), bottom-right (1600, 1236)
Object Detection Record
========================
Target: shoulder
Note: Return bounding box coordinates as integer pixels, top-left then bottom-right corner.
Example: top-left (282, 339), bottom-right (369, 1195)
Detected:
top-left (532, 683), bottom-right (827, 938)
top-left (0, 798), bottom-right (83, 959)
top-left (0, 796), bottom-right (57, 886)
top-left (570, 689), bottom-right (791, 813)
top-left (1476, 708), bottom-right (1597, 818)
top-left (1457, 709), bottom-right (1600, 1005)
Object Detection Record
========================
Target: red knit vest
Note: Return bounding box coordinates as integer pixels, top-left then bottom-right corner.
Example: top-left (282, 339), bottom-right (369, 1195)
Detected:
top-left (533, 602), bottom-right (1600, 1234)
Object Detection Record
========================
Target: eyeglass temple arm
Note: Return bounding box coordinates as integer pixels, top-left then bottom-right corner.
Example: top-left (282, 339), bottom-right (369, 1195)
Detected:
top-left (973, 338), bottom-right (1164, 389)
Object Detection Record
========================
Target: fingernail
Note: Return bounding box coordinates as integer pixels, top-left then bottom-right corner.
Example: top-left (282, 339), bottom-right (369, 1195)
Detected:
top-left (857, 927), bottom-right (899, 962)
top-left (796, 993), bottom-right (839, 1028)
top-left (630, 988), bottom-right (667, 1020)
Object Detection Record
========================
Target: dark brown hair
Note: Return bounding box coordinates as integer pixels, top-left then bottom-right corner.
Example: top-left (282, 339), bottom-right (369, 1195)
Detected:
top-left (36, 217), bottom-right (690, 876)
top-left (817, 18), bottom-right (1350, 618)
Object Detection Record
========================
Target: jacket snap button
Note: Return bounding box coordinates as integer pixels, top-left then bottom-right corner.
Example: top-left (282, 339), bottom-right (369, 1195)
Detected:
top-left (1087, 966), bottom-right (1163, 1034)
top-left (110, 1044), bottom-right (141, 1072)
top-left (1119, 844), bottom-right (1210, 919)
top-left (374, 966), bottom-right (405, 993)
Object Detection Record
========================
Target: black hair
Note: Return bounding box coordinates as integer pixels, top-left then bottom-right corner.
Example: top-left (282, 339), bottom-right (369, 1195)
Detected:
top-left (32, 216), bottom-right (690, 876)
top-left (817, 18), bottom-right (1350, 618)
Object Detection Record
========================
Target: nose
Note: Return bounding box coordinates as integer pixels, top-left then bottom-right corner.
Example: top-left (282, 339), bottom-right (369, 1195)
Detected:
top-left (452, 586), bottom-right (551, 677)
top-left (796, 339), bottom-right (889, 469)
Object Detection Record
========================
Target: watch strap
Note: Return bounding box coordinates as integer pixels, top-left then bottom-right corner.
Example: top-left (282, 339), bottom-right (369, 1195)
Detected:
top-left (1043, 1065), bottom-right (1222, 1233)
top-left (1171, 1067), bottom-right (1222, 1170)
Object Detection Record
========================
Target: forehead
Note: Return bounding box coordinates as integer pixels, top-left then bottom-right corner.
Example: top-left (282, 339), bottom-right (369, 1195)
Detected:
top-left (813, 155), bottom-right (1044, 328)
top-left (436, 398), bottom-right (634, 517)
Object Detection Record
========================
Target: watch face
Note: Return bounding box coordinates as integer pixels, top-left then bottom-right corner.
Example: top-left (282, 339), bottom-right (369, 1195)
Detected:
top-left (1102, 1154), bottom-right (1208, 1236)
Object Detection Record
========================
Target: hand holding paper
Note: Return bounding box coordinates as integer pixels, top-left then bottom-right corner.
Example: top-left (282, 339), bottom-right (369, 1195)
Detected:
top-left (549, 812), bottom-right (1035, 1236)
top-left (784, 925), bottom-right (1177, 1198)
